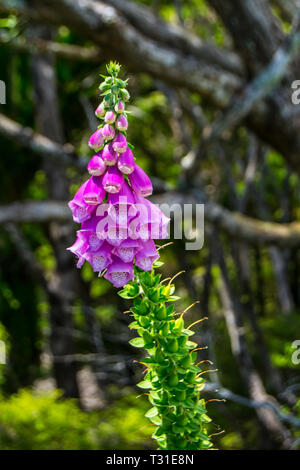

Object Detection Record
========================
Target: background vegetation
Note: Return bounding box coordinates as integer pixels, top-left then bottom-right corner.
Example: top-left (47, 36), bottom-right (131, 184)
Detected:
top-left (0, 0), bottom-right (299, 450)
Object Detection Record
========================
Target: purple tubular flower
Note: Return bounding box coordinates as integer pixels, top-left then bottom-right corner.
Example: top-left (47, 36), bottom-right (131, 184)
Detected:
top-left (67, 236), bottom-right (88, 268)
top-left (102, 143), bottom-right (118, 166)
top-left (68, 181), bottom-right (95, 223)
top-left (116, 114), bottom-right (128, 132)
top-left (135, 239), bottom-right (159, 271)
top-left (104, 258), bottom-right (134, 287)
top-left (102, 166), bottom-right (124, 193)
top-left (87, 155), bottom-right (106, 176)
top-left (102, 123), bottom-right (115, 141)
top-left (83, 176), bottom-right (106, 205)
top-left (112, 133), bottom-right (127, 153)
top-left (118, 147), bottom-right (134, 174)
top-left (89, 128), bottom-right (104, 150)
top-left (95, 102), bottom-right (105, 118)
top-left (115, 101), bottom-right (125, 114)
top-left (105, 110), bottom-right (116, 124)
top-left (113, 238), bottom-right (140, 263)
top-left (83, 242), bottom-right (112, 272)
top-left (128, 163), bottom-right (153, 197)
top-left (78, 229), bottom-right (104, 252)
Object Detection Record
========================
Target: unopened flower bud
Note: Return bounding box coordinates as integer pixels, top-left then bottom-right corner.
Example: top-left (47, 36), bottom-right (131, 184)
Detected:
top-left (88, 128), bottom-right (104, 149)
top-left (102, 143), bottom-right (118, 166)
top-left (112, 133), bottom-right (127, 153)
top-left (87, 155), bottom-right (106, 176)
top-left (102, 166), bottom-right (124, 193)
top-left (114, 101), bottom-right (125, 114)
top-left (102, 123), bottom-right (115, 141)
top-left (116, 114), bottom-right (128, 132)
top-left (117, 147), bottom-right (134, 174)
top-left (95, 102), bottom-right (105, 118)
top-left (83, 176), bottom-right (105, 205)
top-left (104, 110), bottom-right (116, 124)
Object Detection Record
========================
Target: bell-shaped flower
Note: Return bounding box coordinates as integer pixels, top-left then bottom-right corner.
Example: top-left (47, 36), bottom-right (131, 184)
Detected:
top-left (87, 154), bottom-right (106, 176)
top-left (130, 196), bottom-right (170, 240)
top-left (83, 242), bottom-right (112, 272)
top-left (83, 176), bottom-right (106, 205)
top-left (135, 239), bottom-right (159, 271)
top-left (116, 114), bottom-right (128, 132)
top-left (118, 147), bottom-right (135, 174)
top-left (112, 133), bottom-right (127, 153)
top-left (113, 238), bottom-right (140, 263)
top-left (102, 143), bottom-right (118, 166)
top-left (67, 235), bottom-right (88, 268)
top-left (104, 258), bottom-right (134, 287)
top-left (108, 180), bottom-right (136, 226)
top-left (128, 163), bottom-right (153, 197)
top-left (102, 166), bottom-right (124, 194)
top-left (68, 181), bottom-right (95, 223)
top-left (88, 128), bottom-right (104, 150)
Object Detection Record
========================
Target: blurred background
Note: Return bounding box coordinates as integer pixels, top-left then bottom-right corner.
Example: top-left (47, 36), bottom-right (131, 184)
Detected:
top-left (0, 0), bottom-right (300, 450)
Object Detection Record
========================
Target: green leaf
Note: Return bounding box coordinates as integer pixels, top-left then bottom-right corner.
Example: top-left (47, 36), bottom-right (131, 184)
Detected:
top-left (145, 407), bottom-right (158, 418)
top-left (137, 380), bottom-right (152, 389)
top-left (129, 337), bottom-right (144, 348)
top-left (128, 321), bottom-right (139, 330)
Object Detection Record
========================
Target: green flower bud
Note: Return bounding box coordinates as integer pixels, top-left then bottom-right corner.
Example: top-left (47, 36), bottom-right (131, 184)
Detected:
top-left (139, 300), bottom-right (150, 315)
top-left (155, 306), bottom-right (167, 320)
top-left (167, 373), bottom-right (179, 387)
top-left (186, 372), bottom-right (196, 383)
top-left (143, 331), bottom-right (153, 345)
top-left (166, 338), bottom-right (178, 353)
top-left (148, 288), bottom-right (160, 303)
top-left (120, 88), bottom-right (130, 101)
top-left (180, 355), bottom-right (192, 369)
top-left (139, 316), bottom-right (151, 328)
top-left (175, 390), bottom-right (186, 401)
top-left (178, 335), bottom-right (188, 347)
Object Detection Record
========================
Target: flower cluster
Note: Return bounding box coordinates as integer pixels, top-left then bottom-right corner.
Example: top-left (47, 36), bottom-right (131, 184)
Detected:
top-left (68, 63), bottom-right (169, 287)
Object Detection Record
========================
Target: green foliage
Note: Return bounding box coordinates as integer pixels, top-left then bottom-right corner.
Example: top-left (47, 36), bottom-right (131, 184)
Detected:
top-left (119, 267), bottom-right (214, 450)
top-left (0, 388), bottom-right (152, 450)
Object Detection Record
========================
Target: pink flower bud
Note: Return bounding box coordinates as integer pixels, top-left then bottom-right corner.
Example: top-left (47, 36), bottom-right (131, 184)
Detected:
top-left (102, 123), bottom-right (115, 141)
top-left (116, 114), bottom-right (128, 132)
top-left (83, 176), bottom-right (106, 205)
top-left (102, 166), bottom-right (124, 193)
top-left (128, 163), bottom-right (153, 197)
top-left (104, 110), bottom-right (116, 124)
top-left (95, 102), bottom-right (105, 118)
top-left (117, 147), bottom-right (134, 174)
top-left (112, 133), bottom-right (127, 153)
top-left (114, 101), bottom-right (125, 114)
top-left (88, 128), bottom-right (104, 149)
top-left (87, 155), bottom-right (106, 176)
top-left (102, 143), bottom-right (118, 166)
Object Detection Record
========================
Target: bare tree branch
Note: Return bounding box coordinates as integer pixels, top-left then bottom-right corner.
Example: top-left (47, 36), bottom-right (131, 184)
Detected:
top-left (0, 33), bottom-right (102, 61)
top-left (0, 113), bottom-right (86, 168)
